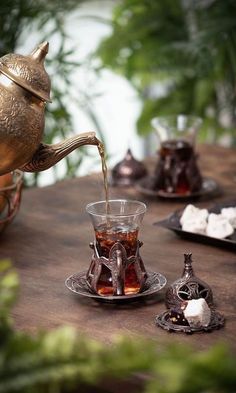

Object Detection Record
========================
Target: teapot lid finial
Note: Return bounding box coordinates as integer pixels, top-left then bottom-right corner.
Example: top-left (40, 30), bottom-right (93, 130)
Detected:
top-left (30, 41), bottom-right (49, 63)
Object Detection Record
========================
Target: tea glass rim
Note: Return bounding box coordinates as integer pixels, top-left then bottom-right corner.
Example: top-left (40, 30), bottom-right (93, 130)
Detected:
top-left (151, 114), bottom-right (203, 129)
top-left (86, 199), bottom-right (146, 219)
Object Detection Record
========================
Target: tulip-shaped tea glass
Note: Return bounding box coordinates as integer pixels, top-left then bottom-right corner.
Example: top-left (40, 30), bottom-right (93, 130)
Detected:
top-left (86, 199), bottom-right (147, 296)
top-left (151, 115), bottom-right (203, 195)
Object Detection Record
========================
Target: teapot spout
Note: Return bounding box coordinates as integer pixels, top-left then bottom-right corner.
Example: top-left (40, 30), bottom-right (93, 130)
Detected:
top-left (20, 132), bottom-right (100, 172)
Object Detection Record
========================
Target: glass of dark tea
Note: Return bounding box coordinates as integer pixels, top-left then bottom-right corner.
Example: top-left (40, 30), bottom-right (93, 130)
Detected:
top-left (86, 199), bottom-right (147, 296)
top-left (151, 115), bottom-right (203, 195)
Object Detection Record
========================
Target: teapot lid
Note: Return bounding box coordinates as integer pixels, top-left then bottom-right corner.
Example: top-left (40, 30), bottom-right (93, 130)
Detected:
top-left (0, 42), bottom-right (51, 102)
top-left (165, 253), bottom-right (214, 309)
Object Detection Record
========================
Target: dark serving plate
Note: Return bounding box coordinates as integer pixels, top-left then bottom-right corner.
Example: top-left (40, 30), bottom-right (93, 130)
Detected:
top-left (136, 176), bottom-right (221, 200)
top-left (154, 200), bottom-right (236, 250)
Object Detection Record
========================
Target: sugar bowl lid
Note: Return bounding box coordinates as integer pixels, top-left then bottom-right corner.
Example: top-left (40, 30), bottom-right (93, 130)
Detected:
top-left (111, 148), bottom-right (148, 186)
top-left (0, 42), bottom-right (51, 102)
top-left (165, 253), bottom-right (214, 309)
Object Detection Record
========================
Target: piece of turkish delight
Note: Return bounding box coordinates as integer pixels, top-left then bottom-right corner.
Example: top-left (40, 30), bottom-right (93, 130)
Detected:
top-left (221, 207), bottom-right (236, 228)
top-left (180, 204), bottom-right (208, 226)
top-left (182, 217), bottom-right (207, 234)
top-left (206, 213), bottom-right (234, 239)
top-left (183, 298), bottom-right (211, 328)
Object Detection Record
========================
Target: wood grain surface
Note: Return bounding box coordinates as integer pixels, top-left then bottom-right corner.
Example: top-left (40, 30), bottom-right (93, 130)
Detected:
top-left (1, 144), bottom-right (236, 352)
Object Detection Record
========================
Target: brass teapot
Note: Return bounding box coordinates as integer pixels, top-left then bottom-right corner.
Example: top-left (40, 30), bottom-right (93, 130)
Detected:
top-left (0, 42), bottom-right (99, 175)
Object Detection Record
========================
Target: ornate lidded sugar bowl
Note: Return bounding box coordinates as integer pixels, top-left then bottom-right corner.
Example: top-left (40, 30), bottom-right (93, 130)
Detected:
top-left (110, 148), bottom-right (147, 186)
top-left (165, 253), bottom-right (214, 309)
top-left (0, 42), bottom-right (98, 175)
top-left (155, 253), bottom-right (224, 333)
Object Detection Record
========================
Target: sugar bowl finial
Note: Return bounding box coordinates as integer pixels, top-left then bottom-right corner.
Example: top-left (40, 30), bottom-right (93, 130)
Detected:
top-left (182, 253), bottom-right (194, 278)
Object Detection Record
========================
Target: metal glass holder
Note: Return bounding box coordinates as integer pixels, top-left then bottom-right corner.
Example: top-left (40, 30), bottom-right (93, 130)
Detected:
top-left (86, 240), bottom-right (147, 296)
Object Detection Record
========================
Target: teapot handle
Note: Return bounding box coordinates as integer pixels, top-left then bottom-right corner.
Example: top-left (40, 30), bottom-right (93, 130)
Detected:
top-left (20, 132), bottom-right (99, 172)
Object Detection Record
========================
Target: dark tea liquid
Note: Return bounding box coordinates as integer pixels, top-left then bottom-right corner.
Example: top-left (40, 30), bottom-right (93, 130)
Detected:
top-left (95, 224), bottom-right (141, 295)
top-left (158, 139), bottom-right (197, 194)
top-left (95, 224), bottom-right (138, 258)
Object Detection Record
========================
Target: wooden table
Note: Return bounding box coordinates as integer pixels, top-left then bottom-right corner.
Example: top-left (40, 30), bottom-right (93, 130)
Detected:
top-left (1, 145), bottom-right (236, 352)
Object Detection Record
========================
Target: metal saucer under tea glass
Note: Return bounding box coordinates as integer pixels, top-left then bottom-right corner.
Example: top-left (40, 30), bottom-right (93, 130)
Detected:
top-left (136, 176), bottom-right (220, 200)
top-left (65, 271), bottom-right (167, 303)
top-left (155, 310), bottom-right (225, 334)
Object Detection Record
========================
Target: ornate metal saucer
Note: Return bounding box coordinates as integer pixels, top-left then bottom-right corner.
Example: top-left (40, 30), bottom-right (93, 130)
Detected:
top-left (65, 270), bottom-right (167, 303)
top-left (136, 176), bottom-right (220, 200)
top-left (155, 310), bottom-right (225, 334)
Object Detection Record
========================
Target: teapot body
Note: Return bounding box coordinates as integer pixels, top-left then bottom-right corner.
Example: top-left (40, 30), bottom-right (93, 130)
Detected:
top-left (0, 77), bottom-right (45, 174)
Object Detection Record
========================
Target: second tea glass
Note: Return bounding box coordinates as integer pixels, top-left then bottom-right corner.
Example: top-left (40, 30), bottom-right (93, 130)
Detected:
top-left (150, 115), bottom-right (203, 195)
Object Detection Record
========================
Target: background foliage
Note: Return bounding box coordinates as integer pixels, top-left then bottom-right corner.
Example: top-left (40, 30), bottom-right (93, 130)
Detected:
top-left (0, 0), bottom-right (105, 186)
top-left (98, 0), bottom-right (236, 145)
top-left (2, 0), bottom-right (235, 187)
top-left (0, 260), bottom-right (236, 393)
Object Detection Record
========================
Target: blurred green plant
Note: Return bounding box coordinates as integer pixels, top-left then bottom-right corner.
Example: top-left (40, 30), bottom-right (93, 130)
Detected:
top-left (0, 260), bottom-right (236, 393)
top-left (98, 0), bottom-right (236, 145)
top-left (0, 0), bottom-right (105, 186)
